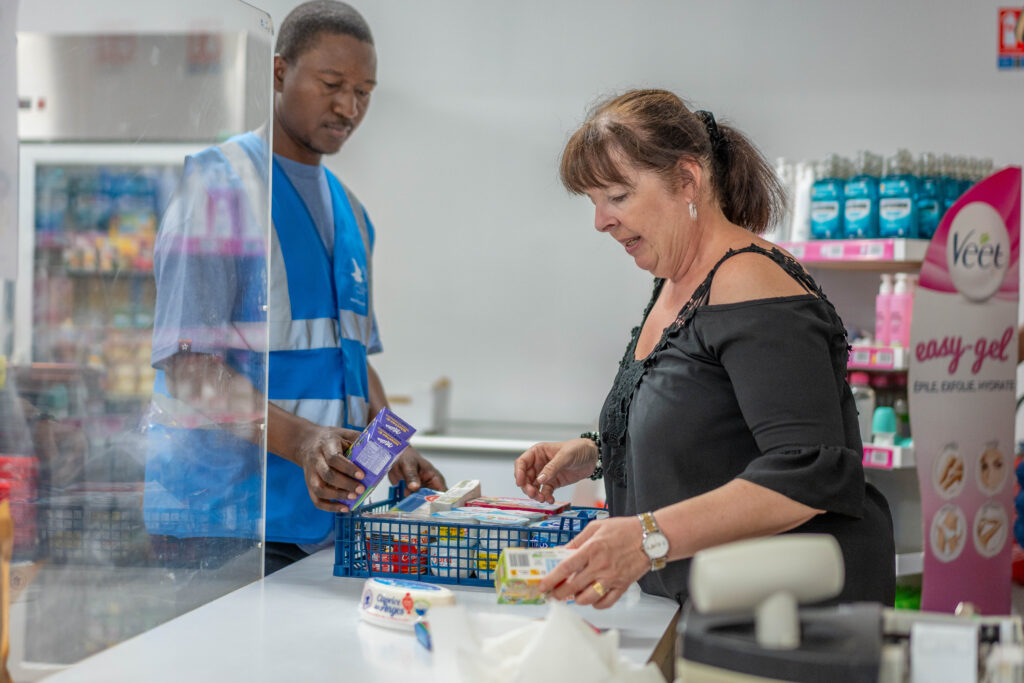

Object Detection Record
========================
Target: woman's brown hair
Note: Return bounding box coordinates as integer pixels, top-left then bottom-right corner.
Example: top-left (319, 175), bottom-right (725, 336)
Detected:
top-left (559, 89), bottom-right (786, 235)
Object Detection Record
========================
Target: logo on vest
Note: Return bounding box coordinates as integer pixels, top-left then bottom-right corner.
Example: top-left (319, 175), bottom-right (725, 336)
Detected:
top-left (348, 257), bottom-right (368, 309)
top-left (946, 202), bottom-right (1009, 303)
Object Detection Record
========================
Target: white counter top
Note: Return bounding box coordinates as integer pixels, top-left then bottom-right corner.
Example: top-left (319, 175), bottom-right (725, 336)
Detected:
top-left (46, 549), bottom-right (679, 683)
top-left (410, 434), bottom-right (539, 453)
top-left (410, 420), bottom-right (592, 455)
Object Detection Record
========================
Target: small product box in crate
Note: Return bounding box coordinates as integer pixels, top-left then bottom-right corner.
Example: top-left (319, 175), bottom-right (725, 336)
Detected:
top-left (335, 482), bottom-right (600, 588)
top-left (362, 513), bottom-right (430, 575)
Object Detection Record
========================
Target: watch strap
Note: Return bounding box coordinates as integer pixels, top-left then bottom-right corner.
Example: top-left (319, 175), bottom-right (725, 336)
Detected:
top-left (640, 511), bottom-right (659, 534)
top-left (638, 512), bottom-right (667, 570)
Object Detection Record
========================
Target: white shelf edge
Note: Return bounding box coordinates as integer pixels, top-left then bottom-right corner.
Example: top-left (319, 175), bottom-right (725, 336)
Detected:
top-left (892, 239), bottom-right (930, 262)
top-left (409, 435), bottom-right (536, 454)
top-left (896, 551), bottom-right (923, 577)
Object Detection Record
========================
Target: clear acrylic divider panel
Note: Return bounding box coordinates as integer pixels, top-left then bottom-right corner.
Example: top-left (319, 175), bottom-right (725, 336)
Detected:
top-left (2, 1), bottom-right (273, 677)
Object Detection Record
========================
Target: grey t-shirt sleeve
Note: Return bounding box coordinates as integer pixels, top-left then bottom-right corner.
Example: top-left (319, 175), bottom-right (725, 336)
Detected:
top-left (368, 311), bottom-right (383, 355)
top-left (698, 298), bottom-right (865, 517)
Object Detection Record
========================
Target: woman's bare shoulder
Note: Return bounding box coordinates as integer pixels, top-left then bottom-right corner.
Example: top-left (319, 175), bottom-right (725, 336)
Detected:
top-left (707, 248), bottom-right (809, 305)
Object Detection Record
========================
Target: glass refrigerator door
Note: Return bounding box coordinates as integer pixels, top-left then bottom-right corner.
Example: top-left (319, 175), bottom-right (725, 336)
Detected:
top-left (17, 145), bottom-right (199, 403)
top-left (4, 1), bottom-right (273, 677)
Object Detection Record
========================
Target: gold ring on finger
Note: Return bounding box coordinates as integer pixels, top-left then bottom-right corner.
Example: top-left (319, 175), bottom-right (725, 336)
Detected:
top-left (591, 581), bottom-right (606, 597)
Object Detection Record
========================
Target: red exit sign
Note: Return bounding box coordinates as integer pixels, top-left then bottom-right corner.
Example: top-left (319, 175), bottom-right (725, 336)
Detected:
top-left (999, 7), bottom-right (1024, 56)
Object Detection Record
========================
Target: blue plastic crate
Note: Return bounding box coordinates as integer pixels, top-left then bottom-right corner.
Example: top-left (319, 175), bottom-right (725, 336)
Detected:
top-left (333, 483), bottom-right (601, 587)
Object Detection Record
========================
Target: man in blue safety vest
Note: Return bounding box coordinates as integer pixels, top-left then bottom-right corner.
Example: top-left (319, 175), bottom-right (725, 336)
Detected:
top-left (146, 1), bottom-right (446, 574)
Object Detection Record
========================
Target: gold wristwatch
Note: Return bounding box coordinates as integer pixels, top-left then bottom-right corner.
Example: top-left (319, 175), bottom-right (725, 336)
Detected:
top-left (638, 511), bottom-right (669, 571)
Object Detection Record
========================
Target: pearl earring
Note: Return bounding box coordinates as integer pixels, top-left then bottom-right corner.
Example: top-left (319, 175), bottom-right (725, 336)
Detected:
top-left (689, 202), bottom-right (698, 220)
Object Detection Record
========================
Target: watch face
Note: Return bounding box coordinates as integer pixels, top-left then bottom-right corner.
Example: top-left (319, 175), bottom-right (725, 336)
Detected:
top-left (642, 532), bottom-right (669, 559)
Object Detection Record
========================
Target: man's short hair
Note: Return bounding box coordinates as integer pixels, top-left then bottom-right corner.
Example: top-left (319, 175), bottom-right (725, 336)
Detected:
top-left (276, 1), bottom-right (374, 61)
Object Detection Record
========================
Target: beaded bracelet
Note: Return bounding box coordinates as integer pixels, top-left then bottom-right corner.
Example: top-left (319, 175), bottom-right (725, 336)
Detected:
top-left (580, 431), bottom-right (603, 480)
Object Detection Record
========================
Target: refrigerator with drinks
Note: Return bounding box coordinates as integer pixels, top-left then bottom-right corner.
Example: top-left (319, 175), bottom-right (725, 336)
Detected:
top-left (4, 15), bottom-right (274, 675)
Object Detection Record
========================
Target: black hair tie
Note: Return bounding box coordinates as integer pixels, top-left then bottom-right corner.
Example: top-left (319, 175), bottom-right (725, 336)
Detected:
top-left (694, 110), bottom-right (723, 150)
top-left (694, 109), bottom-right (729, 169)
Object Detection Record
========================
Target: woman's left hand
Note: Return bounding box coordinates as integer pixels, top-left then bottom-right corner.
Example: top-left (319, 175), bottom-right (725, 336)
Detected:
top-left (538, 516), bottom-right (651, 609)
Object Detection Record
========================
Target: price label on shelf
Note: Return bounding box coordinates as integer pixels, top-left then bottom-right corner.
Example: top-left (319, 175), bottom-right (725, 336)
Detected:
top-left (856, 241), bottom-right (886, 259)
top-left (788, 243), bottom-right (805, 259)
top-left (872, 349), bottom-right (895, 368)
top-left (821, 243), bottom-right (844, 259)
top-left (849, 348), bottom-right (872, 366)
top-left (863, 446), bottom-right (893, 469)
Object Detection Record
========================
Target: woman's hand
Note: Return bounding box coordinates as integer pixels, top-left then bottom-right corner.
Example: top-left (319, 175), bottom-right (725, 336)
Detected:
top-left (513, 439), bottom-right (599, 503)
top-left (538, 516), bottom-right (650, 609)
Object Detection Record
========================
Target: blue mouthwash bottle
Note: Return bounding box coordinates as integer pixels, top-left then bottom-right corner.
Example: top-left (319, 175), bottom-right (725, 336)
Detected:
top-left (916, 153), bottom-right (942, 240)
top-left (964, 157), bottom-right (992, 193)
top-left (978, 158), bottom-right (994, 185)
top-left (940, 155), bottom-right (959, 215)
top-left (958, 156), bottom-right (974, 196)
top-left (810, 154), bottom-right (847, 239)
top-left (878, 149), bottom-right (919, 238)
top-left (843, 151), bottom-right (881, 239)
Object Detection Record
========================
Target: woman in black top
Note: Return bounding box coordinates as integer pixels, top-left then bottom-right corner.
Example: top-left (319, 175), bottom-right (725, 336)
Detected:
top-left (513, 89), bottom-right (895, 608)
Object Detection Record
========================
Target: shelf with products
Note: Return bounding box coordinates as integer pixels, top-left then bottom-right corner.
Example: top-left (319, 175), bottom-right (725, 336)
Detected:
top-left (39, 324), bottom-right (154, 336)
top-left (32, 261), bottom-right (156, 362)
top-left (26, 320), bottom-right (156, 400)
top-left (35, 229), bottom-right (155, 274)
top-left (63, 269), bottom-right (153, 279)
top-left (778, 238), bottom-right (929, 271)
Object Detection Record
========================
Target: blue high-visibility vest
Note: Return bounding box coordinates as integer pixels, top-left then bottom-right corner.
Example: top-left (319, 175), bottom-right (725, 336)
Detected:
top-left (264, 143), bottom-right (377, 543)
top-left (145, 131), bottom-right (378, 544)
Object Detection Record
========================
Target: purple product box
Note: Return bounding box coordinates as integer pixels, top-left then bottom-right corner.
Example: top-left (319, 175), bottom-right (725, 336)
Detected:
top-left (346, 408), bottom-right (416, 509)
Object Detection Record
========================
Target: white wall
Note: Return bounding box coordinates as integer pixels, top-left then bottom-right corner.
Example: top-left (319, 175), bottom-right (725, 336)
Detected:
top-left (35, 0), bottom-right (1024, 425)
top-left (312, 0), bottom-right (1024, 425)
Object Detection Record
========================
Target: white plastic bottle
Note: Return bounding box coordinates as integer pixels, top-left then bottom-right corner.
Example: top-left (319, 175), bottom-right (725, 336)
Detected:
top-left (849, 372), bottom-right (876, 446)
top-left (789, 161), bottom-right (815, 242)
top-left (889, 273), bottom-right (914, 348)
top-left (769, 158), bottom-right (794, 244)
top-left (875, 274), bottom-right (893, 347)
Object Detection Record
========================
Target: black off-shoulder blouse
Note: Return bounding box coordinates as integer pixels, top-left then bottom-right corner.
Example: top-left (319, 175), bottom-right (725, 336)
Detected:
top-left (599, 244), bottom-right (895, 606)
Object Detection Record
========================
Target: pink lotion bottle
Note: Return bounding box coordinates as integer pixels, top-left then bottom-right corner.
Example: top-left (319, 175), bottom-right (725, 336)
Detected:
top-left (889, 273), bottom-right (914, 348)
top-left (875, 273), bottom-right (893, 346)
